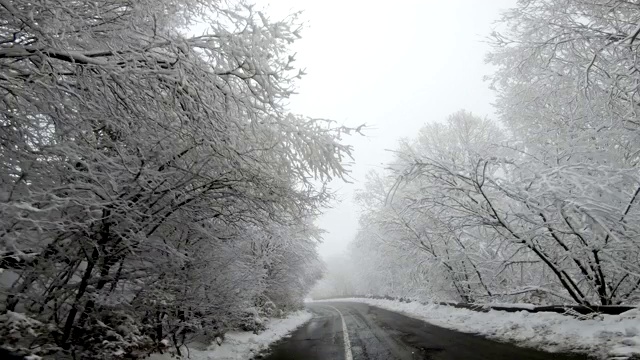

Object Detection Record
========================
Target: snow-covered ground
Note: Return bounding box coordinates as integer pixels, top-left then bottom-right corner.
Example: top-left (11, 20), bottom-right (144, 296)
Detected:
top-left (315, 298), bottom-right (640, 359)
top-left (149, 311), bottom-right (312, 360)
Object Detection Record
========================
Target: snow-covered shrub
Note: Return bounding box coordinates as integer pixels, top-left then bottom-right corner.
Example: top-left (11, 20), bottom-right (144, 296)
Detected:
top-left (72, 309), bottom-right (155, 359)
top-left (238, 308), bottom-right (267, 334)
top-left (262, 300), bottom-right (278, 318)
top-left (0, 311), bottom-right (61, 358)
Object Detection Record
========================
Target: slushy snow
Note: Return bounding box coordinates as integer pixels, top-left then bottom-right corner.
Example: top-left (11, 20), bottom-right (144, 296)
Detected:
top-left (149, 311), bottom-right (311, 360)
top-left (316, 298), bottom-right (640, 359)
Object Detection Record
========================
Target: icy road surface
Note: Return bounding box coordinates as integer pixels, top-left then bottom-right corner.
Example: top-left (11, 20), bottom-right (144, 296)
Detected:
top-left (262, 302), bottom-right (591, 360)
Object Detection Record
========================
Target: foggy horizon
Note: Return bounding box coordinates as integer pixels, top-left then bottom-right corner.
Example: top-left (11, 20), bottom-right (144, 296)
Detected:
top-left (270, 0), bottom-right (517, 259)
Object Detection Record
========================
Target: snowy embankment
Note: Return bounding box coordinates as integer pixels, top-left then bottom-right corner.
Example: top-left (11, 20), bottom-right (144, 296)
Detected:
top-left (316, 298), bottom-right (640, 359)
top-left (149, 311), bottom-right (311, 360)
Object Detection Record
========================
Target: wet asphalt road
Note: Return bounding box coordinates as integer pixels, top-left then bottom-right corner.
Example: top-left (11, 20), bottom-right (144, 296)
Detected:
top-left (262, 302), bottom-right (593, 360)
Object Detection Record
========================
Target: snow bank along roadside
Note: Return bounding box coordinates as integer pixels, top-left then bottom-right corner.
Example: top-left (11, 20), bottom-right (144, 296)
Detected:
top-left (314, 298), bottom-right (640, 359)
top-left (149, 311), bottom-right (312, 360)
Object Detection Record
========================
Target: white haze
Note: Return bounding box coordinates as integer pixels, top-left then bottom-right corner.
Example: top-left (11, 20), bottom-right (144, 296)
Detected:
top-left (262, 0), bottom-right (517, 258)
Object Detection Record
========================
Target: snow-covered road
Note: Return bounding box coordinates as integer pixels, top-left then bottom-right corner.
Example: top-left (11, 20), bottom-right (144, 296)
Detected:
top-left (263, 302), bottom-right (590, 360)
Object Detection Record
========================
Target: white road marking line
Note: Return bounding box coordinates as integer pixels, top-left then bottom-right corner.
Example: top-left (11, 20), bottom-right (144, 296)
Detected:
top-left (326, 305), bottom-right (354, 360)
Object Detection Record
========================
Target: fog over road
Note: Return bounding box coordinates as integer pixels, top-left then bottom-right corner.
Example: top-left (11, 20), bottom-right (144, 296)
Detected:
top-left (262, 302), bottom-right (591, 360)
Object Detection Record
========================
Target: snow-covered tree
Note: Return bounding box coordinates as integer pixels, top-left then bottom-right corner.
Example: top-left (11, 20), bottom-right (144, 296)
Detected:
top-left (343, 104), bottom-right (640, 306)
top-left (349, 112), bottom-right (512, 303)
top-left (315, 0), bottom-right (640, 309)
top-left (0, 0), bottom-right (354, 358)
top-left (486, 0), bottom-right (640, 305)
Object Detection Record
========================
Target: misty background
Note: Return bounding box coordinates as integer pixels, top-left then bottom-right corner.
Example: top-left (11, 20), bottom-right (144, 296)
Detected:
top-left (264, 0), bottom-right (516, 259)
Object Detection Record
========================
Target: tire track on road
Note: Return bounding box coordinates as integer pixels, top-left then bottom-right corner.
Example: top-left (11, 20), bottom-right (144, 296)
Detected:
top-left (324, 305), bottom-right (354, 360)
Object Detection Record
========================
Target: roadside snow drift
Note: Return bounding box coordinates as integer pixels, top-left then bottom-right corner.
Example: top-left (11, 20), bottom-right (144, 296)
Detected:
top-left (149, 311), bottom-right (312, 360)
top-left (316, 298), bottom-right (640, 359)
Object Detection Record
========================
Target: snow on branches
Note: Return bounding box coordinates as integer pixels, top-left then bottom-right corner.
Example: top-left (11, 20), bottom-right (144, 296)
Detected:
top-left (0, 0), bottom-right (347, 358)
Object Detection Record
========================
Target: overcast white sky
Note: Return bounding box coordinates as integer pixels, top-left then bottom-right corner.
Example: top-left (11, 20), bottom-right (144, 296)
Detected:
top-left (259, 0), bottom-right (516, 259)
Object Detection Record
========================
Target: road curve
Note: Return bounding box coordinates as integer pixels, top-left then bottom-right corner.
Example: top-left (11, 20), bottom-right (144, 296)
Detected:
top-left (261, 301), bottom-right (592, 360)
